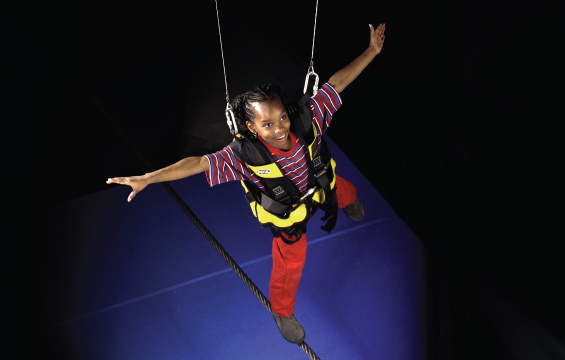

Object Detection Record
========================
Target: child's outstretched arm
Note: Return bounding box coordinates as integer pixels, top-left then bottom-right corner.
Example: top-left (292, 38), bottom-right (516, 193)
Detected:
top-left (328, 23), bottom-right (385, 93)
top-left (106, 156), bottom-right (209, 202)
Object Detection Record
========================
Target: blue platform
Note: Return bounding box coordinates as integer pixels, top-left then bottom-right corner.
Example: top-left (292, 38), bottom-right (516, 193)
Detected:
top-left (46, 137), bottom-right (427, 360)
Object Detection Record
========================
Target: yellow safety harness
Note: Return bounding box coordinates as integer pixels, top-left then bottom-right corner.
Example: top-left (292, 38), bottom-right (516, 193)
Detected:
top-left (229, 95), bottom-right (338, 242)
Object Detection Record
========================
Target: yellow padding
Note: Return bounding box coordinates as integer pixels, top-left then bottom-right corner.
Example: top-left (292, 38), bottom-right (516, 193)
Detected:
top-left (307, 125), bottom-right (319, 159)
top-left (241, 181), bottom-right (308, 227)
top-left (247, 163), bottom-right (284, 178)
top-left (256, 202), bottom-right (308, 227)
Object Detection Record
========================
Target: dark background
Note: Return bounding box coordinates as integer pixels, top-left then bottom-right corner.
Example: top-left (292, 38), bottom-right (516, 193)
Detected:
top-left (4, 0), bottom-right (564, 358)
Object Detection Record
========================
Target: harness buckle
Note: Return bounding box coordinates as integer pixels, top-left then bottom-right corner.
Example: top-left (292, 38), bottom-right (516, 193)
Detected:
top-left (280, 188), bottom-right (317, 218)
top-left (314, 166), bottom-right (327, 179)
top-left (299, 187), bottom-right (317, 203)
top-left (303, 65), bottom-right (319, 97)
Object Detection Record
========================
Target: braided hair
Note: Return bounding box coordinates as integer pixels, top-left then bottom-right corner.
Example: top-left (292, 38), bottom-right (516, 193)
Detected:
top-left (230, 84), bottom-right (287, 137)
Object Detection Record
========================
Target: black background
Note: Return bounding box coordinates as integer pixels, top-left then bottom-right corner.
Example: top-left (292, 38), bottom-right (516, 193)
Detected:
top-left (4, 0), bottom-right (564, 358)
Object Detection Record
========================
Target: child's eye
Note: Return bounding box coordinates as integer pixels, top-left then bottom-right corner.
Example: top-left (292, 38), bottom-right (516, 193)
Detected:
top-left (280, 115), bottom-right (287, 121)
top-left (264, 123), bottom-right (272, 128)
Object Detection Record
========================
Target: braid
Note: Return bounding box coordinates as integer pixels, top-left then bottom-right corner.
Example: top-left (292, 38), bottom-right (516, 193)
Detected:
top-left (230, 84), bottom-right (287, 136)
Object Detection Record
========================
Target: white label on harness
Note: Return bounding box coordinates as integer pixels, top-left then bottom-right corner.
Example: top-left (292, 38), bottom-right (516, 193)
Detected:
top-left (257, 169), bottom-right (271, 175)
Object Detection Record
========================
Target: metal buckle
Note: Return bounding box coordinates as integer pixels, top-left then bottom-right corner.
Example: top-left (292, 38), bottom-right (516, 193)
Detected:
top-left (294, 187), bottom-right (317, 208)
top-left (314, 167), bottom-right (327, 178)
top-left (299, 187), bottom-right (316, 203)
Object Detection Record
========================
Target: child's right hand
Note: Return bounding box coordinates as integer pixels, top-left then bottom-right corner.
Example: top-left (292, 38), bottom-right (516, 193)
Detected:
top-left (106, 175), bottom-right (149, 202)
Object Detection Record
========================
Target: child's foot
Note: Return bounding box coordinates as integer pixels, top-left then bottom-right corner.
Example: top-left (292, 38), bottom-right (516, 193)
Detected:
top-left (273, 313), bottom-right (305, 343)
top-left (343, 196), bottom-right (364, 221)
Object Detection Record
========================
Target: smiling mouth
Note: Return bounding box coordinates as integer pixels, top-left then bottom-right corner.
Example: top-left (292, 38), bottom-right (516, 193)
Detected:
top-left (274, 134), bottom-right (287, 141)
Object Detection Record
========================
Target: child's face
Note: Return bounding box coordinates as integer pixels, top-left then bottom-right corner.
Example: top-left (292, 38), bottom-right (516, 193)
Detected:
top-left (246, 98), bottom-right (292, 151)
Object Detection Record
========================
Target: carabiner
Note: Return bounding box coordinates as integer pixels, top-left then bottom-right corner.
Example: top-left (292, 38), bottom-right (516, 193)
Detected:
top-left (225, 103), bottom-right (238, 135)
top-left (303, 65), bottom-right (319, 97)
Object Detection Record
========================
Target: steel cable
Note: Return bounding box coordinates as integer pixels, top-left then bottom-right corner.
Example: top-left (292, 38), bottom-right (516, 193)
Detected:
top-left (95, 98), bottom-right (321, 360)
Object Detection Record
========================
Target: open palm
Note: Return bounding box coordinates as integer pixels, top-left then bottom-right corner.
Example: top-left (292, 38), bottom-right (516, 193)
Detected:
top-left (369, 23), bottom-right (385, 54)
top-left (106, 176), bottom-right (148, 202)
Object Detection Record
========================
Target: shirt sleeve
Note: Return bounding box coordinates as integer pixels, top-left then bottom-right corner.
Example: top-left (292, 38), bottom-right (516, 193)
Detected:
top-left (309, 83), bottom-right (343, 135)
top-left (204, 145), bottom-right (256, 187)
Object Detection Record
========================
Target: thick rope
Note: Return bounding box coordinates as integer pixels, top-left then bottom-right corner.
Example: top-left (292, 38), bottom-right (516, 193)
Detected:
top-left (94, 98), bottom-right (321, 360)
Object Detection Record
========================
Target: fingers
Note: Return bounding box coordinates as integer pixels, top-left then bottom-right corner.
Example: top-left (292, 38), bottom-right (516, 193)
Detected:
top-left (107, 176), bottom-right (145, 202)
top-left (369, 23), bottom-right (385, 35)
top-left (106, 177), bottom-right (129, 185)
top-left (369, 23), bottom-right (385, 48)
top-left (369, 23), bottom-right (385, 52)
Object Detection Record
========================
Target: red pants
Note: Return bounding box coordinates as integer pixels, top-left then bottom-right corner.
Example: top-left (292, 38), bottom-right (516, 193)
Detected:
top-left (269, 175), bottom-right (357, 317)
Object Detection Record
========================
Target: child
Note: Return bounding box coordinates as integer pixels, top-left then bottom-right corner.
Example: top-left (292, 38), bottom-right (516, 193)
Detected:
top-left (107, 23), bottom-right (385, 344)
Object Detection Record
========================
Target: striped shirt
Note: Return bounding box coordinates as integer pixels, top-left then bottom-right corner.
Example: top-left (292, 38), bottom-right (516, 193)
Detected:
top-left (204, 83), bottom-right (342, 194)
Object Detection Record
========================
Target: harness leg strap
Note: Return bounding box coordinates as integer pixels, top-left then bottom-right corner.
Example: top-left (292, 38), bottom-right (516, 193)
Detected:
top-left (270, 227), bottom-right (304, 244)
top-left (320, 190), bottom-right (338, 233)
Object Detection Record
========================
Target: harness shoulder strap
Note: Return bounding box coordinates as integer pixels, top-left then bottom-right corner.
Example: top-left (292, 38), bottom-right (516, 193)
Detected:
top-left (287, 95), bottom-right (339, 234)
top-left (229, 135), bottom-right (270, 166)
top-left (288, 94), bottom-right (314, 145)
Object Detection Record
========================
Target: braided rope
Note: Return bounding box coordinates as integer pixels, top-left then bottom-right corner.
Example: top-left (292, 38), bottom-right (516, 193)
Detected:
top-left (95, 98), bottom-right (321, 360)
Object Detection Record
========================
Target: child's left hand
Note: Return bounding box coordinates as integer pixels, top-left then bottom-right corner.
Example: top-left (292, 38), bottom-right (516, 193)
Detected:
top-left (369, 23), bottom-right (385, 54)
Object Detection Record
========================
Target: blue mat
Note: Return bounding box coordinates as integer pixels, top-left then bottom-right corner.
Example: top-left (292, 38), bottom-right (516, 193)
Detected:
top-left (46, 137), bottom-right (427, 360)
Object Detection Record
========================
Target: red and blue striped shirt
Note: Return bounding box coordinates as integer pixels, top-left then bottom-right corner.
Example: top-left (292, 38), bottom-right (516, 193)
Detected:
top-left (204, 83), bottom-right (342, 194)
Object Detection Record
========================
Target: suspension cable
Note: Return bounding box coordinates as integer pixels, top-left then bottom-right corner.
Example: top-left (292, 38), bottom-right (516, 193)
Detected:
top-left (214, 0), bottom-right (238, 135)
top-left (303, 0), bottom-right (320, 96)
top-left (214, 0), bottom-right (229, 103)
top-left (94, 97), bottom-right (321, 360)
top-left (309, 0), bottom-right (319, 65)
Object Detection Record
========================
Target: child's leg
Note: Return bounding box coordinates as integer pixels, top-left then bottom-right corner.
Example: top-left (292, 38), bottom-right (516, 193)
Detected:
top-left (336, 174), bottom-right (357, 208)
top-left (269, 234), bottom-right (307, 318)
top-left (269, 175), bottom-right (357, 317)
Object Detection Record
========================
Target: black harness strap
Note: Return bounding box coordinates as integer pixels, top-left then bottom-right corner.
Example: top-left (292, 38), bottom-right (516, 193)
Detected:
top-left (290, 95), bottom-right (338, 234)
